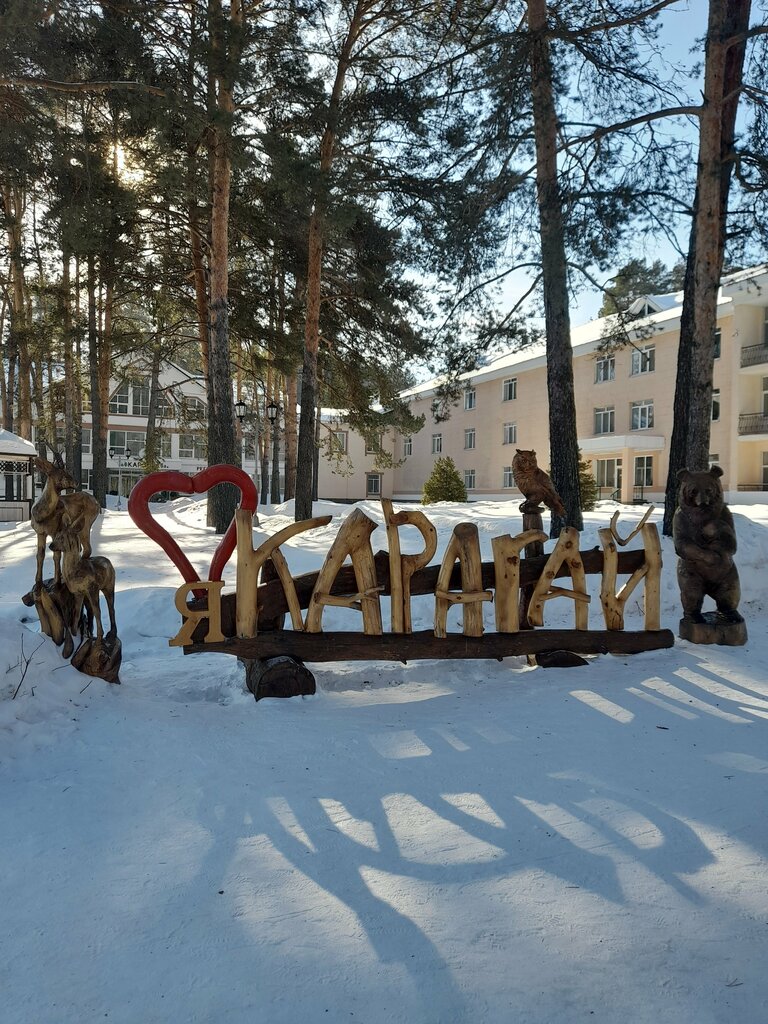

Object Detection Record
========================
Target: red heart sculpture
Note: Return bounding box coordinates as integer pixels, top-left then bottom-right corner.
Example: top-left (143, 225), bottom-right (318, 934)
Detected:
top-left (128, 466), bottom-right (258, 594)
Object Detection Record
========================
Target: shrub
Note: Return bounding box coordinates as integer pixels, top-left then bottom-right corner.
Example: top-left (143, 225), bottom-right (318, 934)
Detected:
top-left (579, 450), bottom-right (599, 511)
top-left (422, 457), bottom-right (468, 504)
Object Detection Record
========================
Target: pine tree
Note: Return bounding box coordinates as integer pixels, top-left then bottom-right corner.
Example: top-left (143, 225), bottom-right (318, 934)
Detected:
top-left (422, 457), bottom-right (467, 504)
top-left (578, 451), bottom-right (599, 512)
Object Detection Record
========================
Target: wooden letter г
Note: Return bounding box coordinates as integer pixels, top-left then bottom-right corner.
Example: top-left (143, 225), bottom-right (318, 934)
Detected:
top-left (169, 580), bottom-right (225, 646)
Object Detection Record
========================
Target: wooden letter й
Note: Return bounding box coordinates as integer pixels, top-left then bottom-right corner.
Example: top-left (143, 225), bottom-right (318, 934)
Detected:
top-left (169, 580), bottom-right (225, 646)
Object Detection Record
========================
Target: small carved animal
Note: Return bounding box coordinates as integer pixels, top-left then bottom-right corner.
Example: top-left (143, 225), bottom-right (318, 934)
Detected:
top-left (50, 512), bottom-right (117, 641)
top-left (31, 454), bottom-right (100, 585)
top-left (673, 466), bottom-right (742, 623)
top-left (511, 449), bottom-right (566, 516)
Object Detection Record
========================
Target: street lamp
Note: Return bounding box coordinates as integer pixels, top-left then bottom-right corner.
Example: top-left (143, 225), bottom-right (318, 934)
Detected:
top-left (234, 399), bottom-right (247, 422)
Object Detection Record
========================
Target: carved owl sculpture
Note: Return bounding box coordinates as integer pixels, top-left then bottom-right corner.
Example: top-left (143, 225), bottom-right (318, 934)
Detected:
top-left (511, 449), bottom-right (566, 516)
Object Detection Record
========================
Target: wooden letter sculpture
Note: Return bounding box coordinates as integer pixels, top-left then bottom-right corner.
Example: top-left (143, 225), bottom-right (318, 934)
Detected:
top-left (599, 507), bottom-right (661, 631)
top-left (673, 466), bottom-right (746, 645)
top-left (31, 453), bottom-right (100, 585)
top-left (511, 449), bottom-right (566, 516)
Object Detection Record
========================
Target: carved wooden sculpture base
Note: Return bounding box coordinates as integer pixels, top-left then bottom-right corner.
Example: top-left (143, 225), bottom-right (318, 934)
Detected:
top-left (242, 656), bottom-right (316, 701)
top-left (71, 632), bottom-right (122, 683)
top-left (21, 579), bottom-right (83, 658)
top-left (679, 613), bottom-right (747, 647)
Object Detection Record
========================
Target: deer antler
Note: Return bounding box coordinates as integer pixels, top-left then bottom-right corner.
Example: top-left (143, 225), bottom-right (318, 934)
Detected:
top-left (608, 506), bottom-right (654, 547)
top-left (52, 449), bottom-right (66, 469)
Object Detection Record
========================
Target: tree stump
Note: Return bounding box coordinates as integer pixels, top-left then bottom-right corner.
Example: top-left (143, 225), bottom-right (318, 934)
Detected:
top-left (679, 613), bottom-right (747, 646)
top-left (242, 656), bottom-right (316, 701)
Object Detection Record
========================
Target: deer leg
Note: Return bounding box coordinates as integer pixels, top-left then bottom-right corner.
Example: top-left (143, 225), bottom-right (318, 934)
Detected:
top-left (35, 534), bottom-right (46, 585)
top-left (88, 585), bottom-right (104, 641)
top-left (104, 585), bottom-right (117, 636)
top-left (80, 528), bottom-right (93, 559)
top-left (53, 548), bottom-right (62, 584)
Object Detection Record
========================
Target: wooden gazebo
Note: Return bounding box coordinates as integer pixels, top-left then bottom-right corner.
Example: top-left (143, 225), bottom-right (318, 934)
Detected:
top-left (0, 429), bottom-right (37, 522)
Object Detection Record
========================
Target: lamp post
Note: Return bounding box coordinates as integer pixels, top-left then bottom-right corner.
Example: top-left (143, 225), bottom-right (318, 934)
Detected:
top-left (267, 400), bottom-right (282, 504)
top-left (235, 399), bottom-right (261, 502)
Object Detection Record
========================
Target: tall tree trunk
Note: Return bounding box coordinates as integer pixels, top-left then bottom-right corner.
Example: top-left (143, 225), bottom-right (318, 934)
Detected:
top-left (87, 255), bottom-right (107, 507)
top-left (284, 371), bottom-right (298, 499)
top-left (61, 248), bottom-right (79, 478)
top-left (295, 1), bottom-right (366, 521)
top-left (144, 341), bottom-right (164, 472)
top-left (663, 0), bottom-right (751, 533)
top-left (3, 185), bottom-right (32, 440)
top-left (206, 0), bottom-right (242, 533)
top-left (527, 0), bottom-right (583, 536)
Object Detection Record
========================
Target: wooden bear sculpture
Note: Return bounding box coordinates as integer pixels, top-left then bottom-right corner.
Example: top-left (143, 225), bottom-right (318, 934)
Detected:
top-left (673, 466), bottom-right (745, 645)
top-left (511, 449), bottom-right (566, 516)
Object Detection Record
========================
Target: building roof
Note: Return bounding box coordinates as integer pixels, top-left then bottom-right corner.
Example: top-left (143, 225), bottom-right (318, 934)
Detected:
top-left (0, 429), bottom-right (37, 456)
top-left (400, 265), bottom-right (764, 402)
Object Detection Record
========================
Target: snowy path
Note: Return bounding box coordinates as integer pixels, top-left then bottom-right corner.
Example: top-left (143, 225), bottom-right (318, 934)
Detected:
top-left (2, 502), bottom-right (768, 1023)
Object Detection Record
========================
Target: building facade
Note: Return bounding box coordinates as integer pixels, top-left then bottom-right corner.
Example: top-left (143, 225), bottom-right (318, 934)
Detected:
top-left (317, 265), bottom-right (768, 505)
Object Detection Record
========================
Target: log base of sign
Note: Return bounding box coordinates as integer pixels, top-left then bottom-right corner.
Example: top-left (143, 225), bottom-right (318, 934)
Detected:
top-left (679, 613), bottom-right (747, 647)
top-left (71, 631), bottom-right (122, 684)
top-left (241, 656), bottom-right (316, 701)
top-left (186, 628), bottom-right (674, 662)
top-left (535, 650), bottom-right (589, 668)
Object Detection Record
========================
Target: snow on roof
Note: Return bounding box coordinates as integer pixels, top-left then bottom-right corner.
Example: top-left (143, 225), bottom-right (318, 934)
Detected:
top-left (0, 429), bottom-right (36, 456)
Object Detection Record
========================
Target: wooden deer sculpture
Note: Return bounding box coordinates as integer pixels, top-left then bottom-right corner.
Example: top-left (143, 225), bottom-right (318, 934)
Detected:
top-left (31, 454), bottom-right (100, 585)
top-left (49, 511), bottom-right (117, 642)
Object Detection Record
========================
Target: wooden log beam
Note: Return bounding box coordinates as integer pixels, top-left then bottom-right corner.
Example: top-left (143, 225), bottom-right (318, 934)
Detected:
top-left (189, 548), bottom-right (649, 642)
top-left (183, 627), bottom-right (674, 661)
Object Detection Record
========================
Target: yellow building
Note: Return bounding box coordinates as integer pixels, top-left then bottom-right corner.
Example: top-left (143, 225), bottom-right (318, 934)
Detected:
top-left (317, 264), bottom-right (768, 505)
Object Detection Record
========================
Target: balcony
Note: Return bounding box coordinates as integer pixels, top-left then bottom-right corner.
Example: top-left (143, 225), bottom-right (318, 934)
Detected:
top-left (738, 413), bottom-right (768, 435)
top-left (740, 344), bottom-right (768, 369)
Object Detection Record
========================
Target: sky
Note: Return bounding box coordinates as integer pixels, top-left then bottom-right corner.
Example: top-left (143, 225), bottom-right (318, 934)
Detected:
top-left (503, 1), bottom-right (708, 330)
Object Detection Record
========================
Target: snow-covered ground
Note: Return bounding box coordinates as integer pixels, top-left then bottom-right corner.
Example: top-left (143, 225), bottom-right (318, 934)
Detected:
top-left (1, 498), bottom-right (767, 1024)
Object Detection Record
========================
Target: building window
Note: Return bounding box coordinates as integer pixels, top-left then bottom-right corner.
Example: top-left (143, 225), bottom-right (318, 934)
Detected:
top-left (108, 382), bottom-right (129, 415)
top-left (595, 356), bottom-right (615, 383)
top-left (330, 430), bottom-right (348, 454)
top-left (366, 473), bottom-right (381, 496)
top-left (108, 430), bottom-right (145, 457)
top-left (81, 468), bottom-right (93, 492)
top-left (503, 465), bottom-right (514, 488)
top-left (596, 458), bottom-right (622, 489)
top-left (431, 433), bottom-right (442, 454)
top-left (160, 432), bottom-right (172, 459)
top-left (763, 377), bottom-right (768, 417)
top-left (157, 391), bottom-right (176, 419)
top-left (714, 329), bottom-right (721, 359)
top-left (634, 456), bottom-right (653, 487)
top-left (131, 382), bottom-right (150, 416)
top-left (365, 435), bottom-right (382, 456)
top-left (403, 436), bottom-right (412, 457)
top-left (502, 422), bottom-right (517, 445)
top-left (179, 395), bottom-right (206, 423)
top-left (708, 453), bottom-right (720, 469)
top-left (464, 469), bottom-right (475, 490)
top-left (178, 433), bottom-right (205, 459)
top-left (711, 388), bottom-right (720, 421)
top-left (464, 428), bottom-right (476, 450)
top-left (594, 407), bottom-right (615, 435)
top-left (630, 400), bottom-right (654, 430)
top-left (464, 387), bottom-right (476, 411)
top-left (763, 451), bottom-right (768, 488)
top-left (630, 345), bottom-right (655, 375)
top-left (502, 377), bottom-right (517, 402)
top-left (81, 428), bottom-right (91, 455)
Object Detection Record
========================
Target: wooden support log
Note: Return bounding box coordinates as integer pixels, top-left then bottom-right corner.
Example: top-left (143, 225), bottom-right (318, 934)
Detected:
top-left (384, 503), bottom-right (438, 633)
top-left (184, 628), bottom-right (675, 661)
top-left (241, 656), bottom-right (316, 700)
